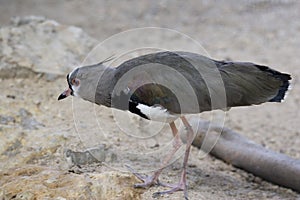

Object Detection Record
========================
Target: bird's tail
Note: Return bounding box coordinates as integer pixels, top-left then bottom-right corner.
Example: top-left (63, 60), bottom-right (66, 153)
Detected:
top-left (254, 64), bottom-right (292, 102)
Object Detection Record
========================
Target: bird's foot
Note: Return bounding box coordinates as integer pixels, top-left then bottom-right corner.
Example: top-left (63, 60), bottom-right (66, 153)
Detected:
top-left (153, 180), bottom-right (188, 200)
top-left (125, 164), bottom-right (160, 188)
top-left (126, 164), bottom-right (189, 199)
top-left (153, 168), bottom-right (189, 200)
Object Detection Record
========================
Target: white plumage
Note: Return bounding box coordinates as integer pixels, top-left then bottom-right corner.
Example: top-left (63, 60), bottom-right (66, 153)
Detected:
top-left (136, 103), bottom-right (178, 123)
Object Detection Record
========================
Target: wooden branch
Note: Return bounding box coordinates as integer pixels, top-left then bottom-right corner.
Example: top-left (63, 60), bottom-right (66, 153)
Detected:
top-left (182, 117), bottom-right (300, 193)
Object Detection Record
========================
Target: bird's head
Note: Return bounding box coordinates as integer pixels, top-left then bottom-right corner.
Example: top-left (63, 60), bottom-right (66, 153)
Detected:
top-left (58, 68), bottom-right (81, 100)
top-left (58, 62), bottom-right (115, 104)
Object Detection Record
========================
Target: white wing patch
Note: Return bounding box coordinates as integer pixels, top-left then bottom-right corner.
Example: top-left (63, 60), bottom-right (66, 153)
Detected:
top-left (136, 104), bottom-right (178, 123)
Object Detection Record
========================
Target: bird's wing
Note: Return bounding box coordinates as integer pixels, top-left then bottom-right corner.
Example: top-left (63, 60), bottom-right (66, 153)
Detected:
top-left (112, 51), bottom-right (216, 114)
top-left (218, 61), bottom-right (291, 107)
top-left (112, 51), bottom-right (291, 114)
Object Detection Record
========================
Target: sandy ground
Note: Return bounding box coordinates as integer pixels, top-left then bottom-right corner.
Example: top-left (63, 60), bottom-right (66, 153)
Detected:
top-left (1, 1), bottom-right (300, 199)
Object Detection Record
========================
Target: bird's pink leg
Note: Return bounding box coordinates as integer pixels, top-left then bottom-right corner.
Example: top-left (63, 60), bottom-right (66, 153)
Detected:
top-left (127, 121), bottom-right (183, 188)
top-left (152, 116), bottom-right (194, 200)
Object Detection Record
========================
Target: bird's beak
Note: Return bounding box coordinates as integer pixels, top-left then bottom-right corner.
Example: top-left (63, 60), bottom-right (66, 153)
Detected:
top-left (58, 88), bottom-right (72, 100)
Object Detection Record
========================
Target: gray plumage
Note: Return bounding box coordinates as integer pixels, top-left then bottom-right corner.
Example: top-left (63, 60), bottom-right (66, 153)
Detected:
top-left (61, 51), bottom-right (291, 118)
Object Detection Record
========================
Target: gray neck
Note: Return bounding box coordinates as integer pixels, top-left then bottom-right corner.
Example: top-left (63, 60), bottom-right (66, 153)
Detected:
top-left (94, 67), bottom-right (116, 107)
top-left (78, 64), bottom-right (116, 107)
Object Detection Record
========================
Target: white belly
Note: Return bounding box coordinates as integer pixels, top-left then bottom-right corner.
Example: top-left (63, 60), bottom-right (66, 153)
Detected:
top-left (136, 104), bottom-right (179, 123)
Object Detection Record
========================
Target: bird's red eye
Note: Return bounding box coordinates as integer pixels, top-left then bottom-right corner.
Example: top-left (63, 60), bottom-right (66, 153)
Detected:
top-left (71, 78), bottom-right (80, 86)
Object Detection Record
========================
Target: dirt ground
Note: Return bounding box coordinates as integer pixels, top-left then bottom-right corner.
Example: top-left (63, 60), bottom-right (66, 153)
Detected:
top-left (0, 1), bottom-right (300, 200)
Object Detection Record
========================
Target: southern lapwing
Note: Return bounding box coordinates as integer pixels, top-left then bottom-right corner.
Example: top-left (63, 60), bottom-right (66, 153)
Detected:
top-left (58, 51), bottom-right (291, 199)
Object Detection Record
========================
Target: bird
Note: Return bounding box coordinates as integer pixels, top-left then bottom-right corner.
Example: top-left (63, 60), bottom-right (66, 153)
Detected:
top-left (58, 51), bottom-right (291, 199)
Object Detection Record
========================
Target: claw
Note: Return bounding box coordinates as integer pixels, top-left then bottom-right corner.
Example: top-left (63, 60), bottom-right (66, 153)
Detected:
top-left (152, 179), bottom-right (188, 199)
top-left (125, 164), bottom-right (147, 181)
top-left (125, 164), bottom-right (159, 188)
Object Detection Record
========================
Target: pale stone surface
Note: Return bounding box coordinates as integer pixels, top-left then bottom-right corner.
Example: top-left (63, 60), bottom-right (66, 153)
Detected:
top-left (0, 16), bottom-right (97, 79)
top-left (0, 166), bottom-right (142, 200)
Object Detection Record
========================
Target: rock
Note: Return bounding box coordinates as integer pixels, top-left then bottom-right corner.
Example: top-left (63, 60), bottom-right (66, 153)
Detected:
top-left (0, 166), bottom-right (142, 200)
top-left (0, 16), bottom-right (97, 79)
top-left (64, 145), bottom-right (117, 167)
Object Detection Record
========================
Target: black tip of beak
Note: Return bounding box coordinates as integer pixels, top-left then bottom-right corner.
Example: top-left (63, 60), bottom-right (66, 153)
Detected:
top-left (58, 93), bottom-right (67, 101)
